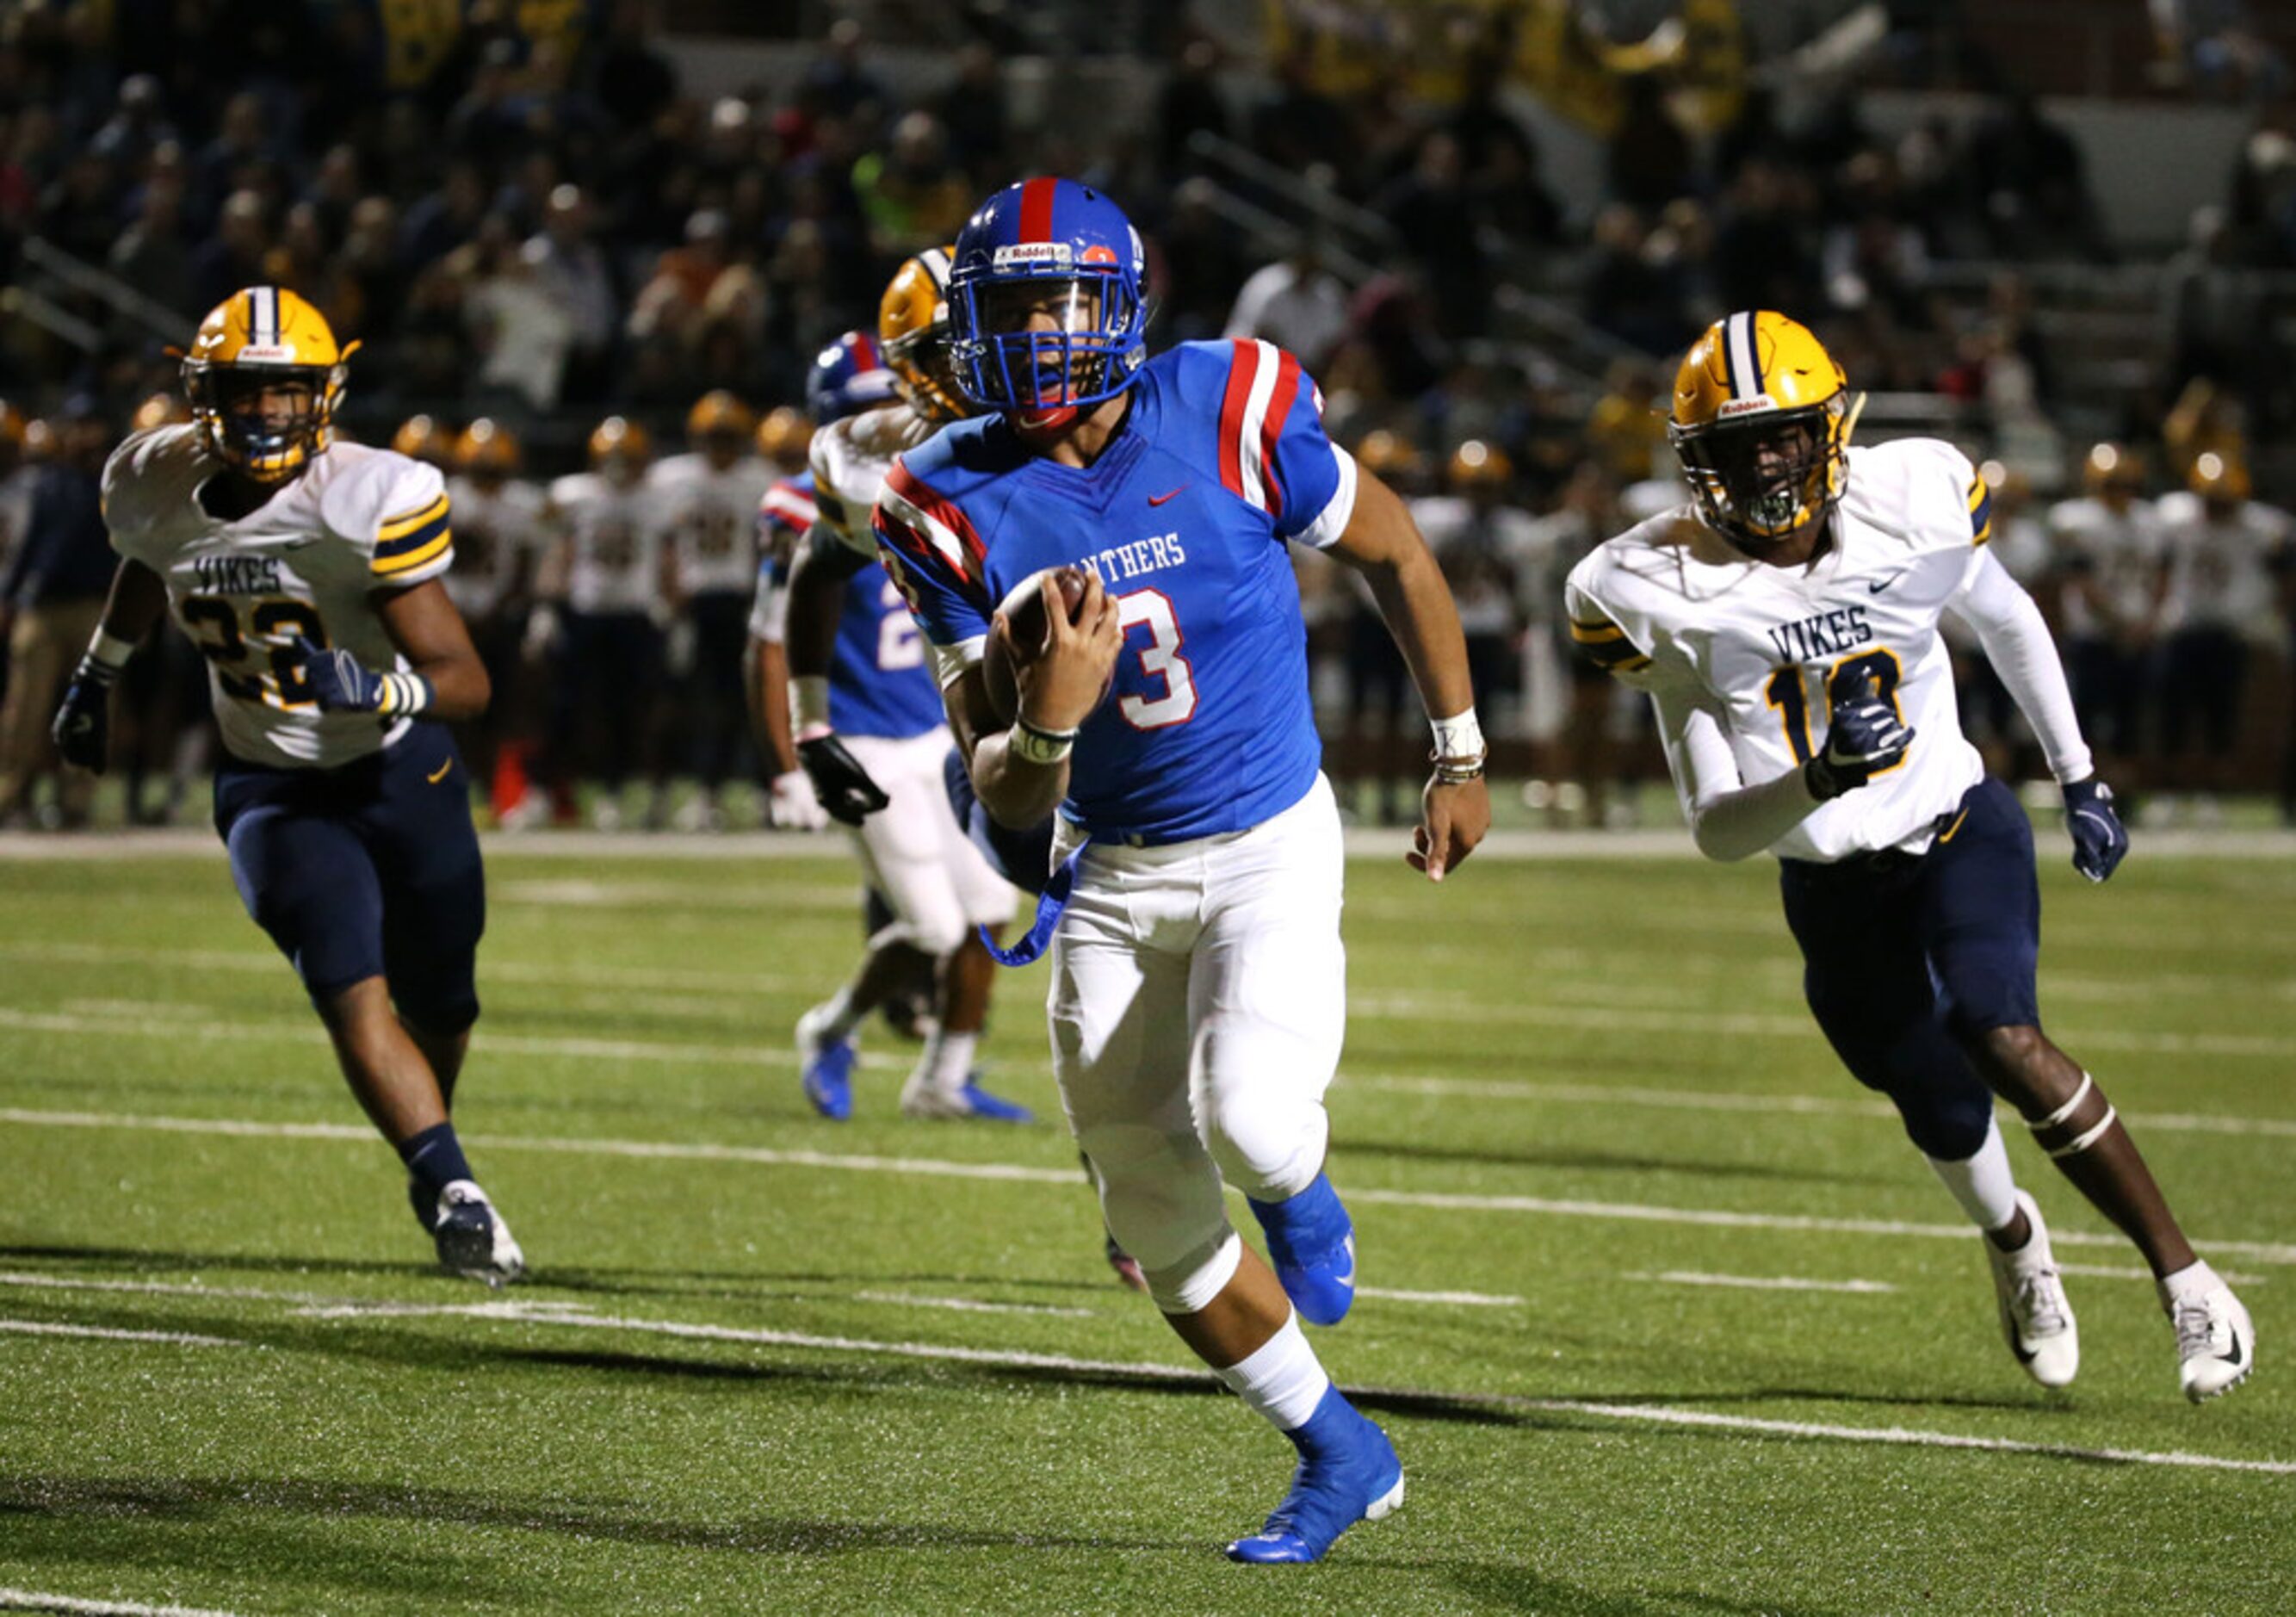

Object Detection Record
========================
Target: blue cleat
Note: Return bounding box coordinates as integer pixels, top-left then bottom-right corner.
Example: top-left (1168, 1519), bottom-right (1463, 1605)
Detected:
top-left (796, 1004), bottom-right (856, 1120)
top-left (902, 1075), bottom-right (1034, 1122)
top-left (1248, 1174), bottom-right (1357, 1326)
top-left (1225, 1386), bottom-right (1404, 1564)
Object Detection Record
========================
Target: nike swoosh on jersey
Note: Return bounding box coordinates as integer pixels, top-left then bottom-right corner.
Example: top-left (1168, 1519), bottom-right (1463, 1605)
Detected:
top-left (426, 759), bottom-right (454, 784)
top-left (1868, 571), bottom-right (1907, 593)
top-left (1148, 486), bottom-right (1188, 506)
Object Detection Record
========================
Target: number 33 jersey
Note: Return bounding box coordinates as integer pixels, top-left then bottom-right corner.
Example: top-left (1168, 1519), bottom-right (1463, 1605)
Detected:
top-left (1566, 437), bottom-right (1996, 863)
top-left (102, 424), bottom-right (453, 770)
top-left (875, 339), bottom-right (1357, 846)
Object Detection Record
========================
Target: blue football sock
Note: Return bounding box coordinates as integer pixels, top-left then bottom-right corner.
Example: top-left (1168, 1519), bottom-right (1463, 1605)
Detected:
top-left (398, 1121), bottom-right (475, 1199)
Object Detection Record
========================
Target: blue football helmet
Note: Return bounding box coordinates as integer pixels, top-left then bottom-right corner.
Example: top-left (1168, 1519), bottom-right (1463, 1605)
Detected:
top-left (948, 177), bottom-right (1148, 417)
top-left (806, 330), bottom-right (900, 425)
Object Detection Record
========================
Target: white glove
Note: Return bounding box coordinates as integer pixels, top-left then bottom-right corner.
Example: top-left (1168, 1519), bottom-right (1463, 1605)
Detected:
top-left (769, 768), bottom-right (829, 831)
top-left (523, 604), bottom-right (562, 660)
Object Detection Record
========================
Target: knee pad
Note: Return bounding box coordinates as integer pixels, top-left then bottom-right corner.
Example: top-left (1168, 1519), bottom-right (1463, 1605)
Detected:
top-left (1197, 1081), bottom-right (1329, 1205)
top-left (1076, 1121), bottom-right (1232, 1292)
top-left (1139, 1229), bottom-right (1243, 1317)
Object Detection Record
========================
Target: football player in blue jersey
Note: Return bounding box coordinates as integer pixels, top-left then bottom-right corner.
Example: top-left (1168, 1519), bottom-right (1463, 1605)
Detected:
top-left (777, 279), bottom-right (1032, 1124)
top-left (871, 178), bottom-right (1490, 1564)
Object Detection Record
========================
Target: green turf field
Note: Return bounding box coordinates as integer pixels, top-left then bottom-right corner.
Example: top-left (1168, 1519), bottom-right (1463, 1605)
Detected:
top-left (1, 833), bottom-right (2289, 1614)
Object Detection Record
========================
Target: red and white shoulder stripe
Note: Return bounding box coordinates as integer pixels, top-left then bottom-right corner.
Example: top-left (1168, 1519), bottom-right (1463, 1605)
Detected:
top-left (759, 479), bottom-right (817, 532)
top-left (875, 459), bottom-right (988, 584)
top-left (1216, 338), bottom-right (1309, 518)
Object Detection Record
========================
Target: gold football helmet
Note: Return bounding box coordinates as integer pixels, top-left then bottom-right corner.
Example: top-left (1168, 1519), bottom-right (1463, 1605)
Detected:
top-left (1447, 439), bottom-right (1514, 490)
top-left (754, 405), bottom-right (812, 470)
top-left (392, 413), bottom-right (452, 467)
top-left (455, 418), bottom-right (522, 480)
top-left (686, 389), bottom-right (757, 446)
top-left (2082, 441), bottom-right (2141, 498)
top-left (589, 415), bottom-right (652, 484)
top-left (132, 391), bottom-right (191, 431)
top-left (879, 245), bottom-right (966, 422)
top-left (1352, 429), bottom-right (1426, 486)
top-left (1668, 311), bottom-right (1860, 551)
top-left (2189, 449), bottom-right (2251, 505)
top-left (182, 286), bottom-right (359, 482)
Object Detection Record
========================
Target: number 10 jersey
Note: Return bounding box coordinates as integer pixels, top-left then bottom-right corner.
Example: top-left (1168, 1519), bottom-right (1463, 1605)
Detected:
top-left (1565, 437), bottom-right (1996, 864)
top-left (102, 424), bottom-right (454, 770)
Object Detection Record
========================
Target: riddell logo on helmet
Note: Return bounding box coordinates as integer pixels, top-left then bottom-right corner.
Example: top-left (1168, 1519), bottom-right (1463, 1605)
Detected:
top-left (1717, 395), bottom-right (1779, 418)
top-left (993, 243), bottom-right (1072, 270)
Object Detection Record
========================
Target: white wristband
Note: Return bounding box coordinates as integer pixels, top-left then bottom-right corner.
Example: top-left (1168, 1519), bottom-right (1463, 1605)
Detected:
top-left (1431, 706), bottom-right (1485, 763)
top-left (88, 628), bottom-right (137, 670)
top-left (790, 674), bottom-right (832, 738)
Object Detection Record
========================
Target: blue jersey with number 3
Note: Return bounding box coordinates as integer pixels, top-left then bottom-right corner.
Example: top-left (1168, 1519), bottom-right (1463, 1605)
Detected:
top-left (875, 339), bottom-right (1357, 844)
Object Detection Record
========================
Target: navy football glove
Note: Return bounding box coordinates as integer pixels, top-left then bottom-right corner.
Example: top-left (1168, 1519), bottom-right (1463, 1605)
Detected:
top-left (292, 636), bottom-right (431, 715)
top-left (1804, 675), bottom-right (1914, 801)
top-left (2063, 777), bottom-right (2128, 883)
top-left (797, 732), bottom-right (889, 826)
top-left (51, 656), bottom-right (119, 771)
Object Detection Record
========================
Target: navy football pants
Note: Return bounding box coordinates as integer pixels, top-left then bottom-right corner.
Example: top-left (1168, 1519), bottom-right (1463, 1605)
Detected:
top-left (1778, 777), bottom-right (2041, 1162)
top-left (214, 726), bottom-right (486, 1034)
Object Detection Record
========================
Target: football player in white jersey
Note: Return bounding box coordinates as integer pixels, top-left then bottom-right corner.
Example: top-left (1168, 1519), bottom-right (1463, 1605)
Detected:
top-left (49, 287), bottom-right (523, 1284)
top-left (2154, 450), bottom-right (2289, 810)
top-left (534, 418), bottom-right (674, 830)
top-left (778, 250), bottom-right (1026, 1122)
top-left (444, 418), bottom-right (544, 815)
top-left (2045, 443), bottom-right (2163, 765)
top-left (651, 391), bottom-right (773, 830)
top-left (1566, 311), bottom-right (2252, 1403)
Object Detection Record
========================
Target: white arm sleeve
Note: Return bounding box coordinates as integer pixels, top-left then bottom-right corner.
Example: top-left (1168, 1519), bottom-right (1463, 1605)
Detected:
top-left (1652, 684), bottom-right (1821, 863)
top-left (1947, 547), bottom-right (2095, 784)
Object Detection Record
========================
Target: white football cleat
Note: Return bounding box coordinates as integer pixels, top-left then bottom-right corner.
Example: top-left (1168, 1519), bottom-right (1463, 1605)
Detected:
top-left (1984, 1191), bottom-right (2078, 1389)
top-left (2169, 1280), bottom-right (2255, 1403)
top-left (427, 1180), bottom-right (525, 1287)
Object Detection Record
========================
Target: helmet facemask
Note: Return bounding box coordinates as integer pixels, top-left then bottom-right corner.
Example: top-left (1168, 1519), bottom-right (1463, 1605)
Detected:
top-left (1671, 400), bottom-right (1846, 554)
top-left (954, 271), bottom-right (1143, 416)
top-left (884, 319), bottom-right (967, 422)
top-left (186, 362), bottom-right (341, 482)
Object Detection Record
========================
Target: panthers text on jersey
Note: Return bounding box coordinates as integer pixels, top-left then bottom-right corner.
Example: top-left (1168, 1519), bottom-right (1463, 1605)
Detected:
top-left (876, 338), bottom-right (1356, 845)
top-left (753, 469), bottom-right (943, 740)
top-left (547, 471), bottom-right (668, 616)
top-left (1566, 437), bottom-right (2002, 863)
top-left (102, 424), bottom-right (451, 768)
top-left (650, 449), bottom-right (772, 599)
top-left (442, 474), bottom-right (544, 622)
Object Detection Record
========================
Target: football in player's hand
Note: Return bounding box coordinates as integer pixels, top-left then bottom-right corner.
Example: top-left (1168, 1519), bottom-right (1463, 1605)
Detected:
top-left (984, 566), bottom-right (1092, 723)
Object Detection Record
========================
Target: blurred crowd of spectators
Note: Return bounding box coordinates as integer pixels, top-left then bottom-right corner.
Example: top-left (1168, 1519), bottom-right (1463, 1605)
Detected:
top-left (1, 0), bottom-right (2294, 827)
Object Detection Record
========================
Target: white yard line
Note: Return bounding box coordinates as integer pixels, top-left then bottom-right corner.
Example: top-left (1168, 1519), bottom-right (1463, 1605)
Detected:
top-left (1353, 1072), bottom-right (2296, 1141)
top-left (851, 1292), bottom-right (1096, 1319)
top-left (1354, 1286), bottom-right (1526, 1307)
top-left (0, 1318), bottom-right (244, 1348)
top-left (0, 1590), bottom-right (246, 1617)
top-left (7, 1105), bottom-right (2293, 1265)
top-left (0, 1272), bottom-right (339, 1304)
top-left (1625, 1271), bottom-right (1898, 1294)
top-left (9, 1277), bottom-right (2289, 1477)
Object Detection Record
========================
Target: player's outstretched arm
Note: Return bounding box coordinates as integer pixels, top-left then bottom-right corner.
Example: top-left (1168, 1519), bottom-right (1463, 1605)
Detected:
top-left (1322, 467), bottom-right (1490, 880)
top-left (1946, 547), bottom-right (2126, 880)
top-left (52, 559), bottom-right (168, 773)
top-left (947, 568), bottom-right (1122, 832)
top-left (784, 524), bottom-right (888, 826)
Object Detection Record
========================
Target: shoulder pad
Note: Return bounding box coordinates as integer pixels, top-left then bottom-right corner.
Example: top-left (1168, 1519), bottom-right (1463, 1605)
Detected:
top-left (323, 446), bottom-right (452, 583)
top-left (99, 424), bottom-right (207, 542)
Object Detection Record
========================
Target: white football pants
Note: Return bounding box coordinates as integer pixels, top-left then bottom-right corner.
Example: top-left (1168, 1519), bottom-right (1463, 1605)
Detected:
top-left (845, 729), bottom-right (1017, 953)
top-left (1049, 773), bottom-right (1346, 1312)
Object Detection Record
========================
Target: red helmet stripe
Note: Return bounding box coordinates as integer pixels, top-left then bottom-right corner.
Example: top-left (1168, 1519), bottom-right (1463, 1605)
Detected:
top-left (1018, 176), bottom-right (1058, 245)
top-left (851, 331), bottom-right (879, 370)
